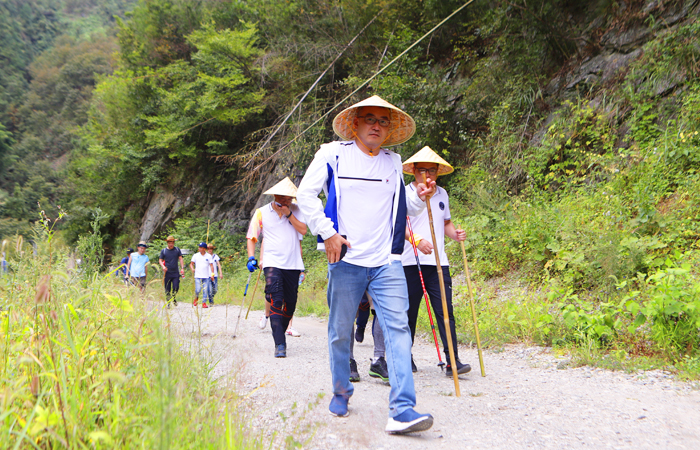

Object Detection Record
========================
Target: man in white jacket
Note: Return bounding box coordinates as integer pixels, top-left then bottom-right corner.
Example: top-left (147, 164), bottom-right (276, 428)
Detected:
top-left (297, 96), bottom-right (436, 434)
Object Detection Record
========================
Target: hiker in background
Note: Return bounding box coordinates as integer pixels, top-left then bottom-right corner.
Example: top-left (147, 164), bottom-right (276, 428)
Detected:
top-left (126, 242), bottom-right (150, 293)
top-left (118, 248), bottom-right (133, 284)
top-left (159, 236), bottom-right (184, 307)
top-left (349, 292), bottom-right (389, 383)
top-left (246, 177), bottom-right (306, 358)
top-left (402, 146), bottom-right (471, 377)
top-left (297, 95), bottom-right (436, 433)
top-left (207, 243), bottom-right (222, 305)
top-left (190, 242), bottom-right (215, 308)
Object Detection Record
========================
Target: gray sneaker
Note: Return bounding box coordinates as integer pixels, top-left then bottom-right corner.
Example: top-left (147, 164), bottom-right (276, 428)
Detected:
top-left (369, 357), bottom-right (389, 382)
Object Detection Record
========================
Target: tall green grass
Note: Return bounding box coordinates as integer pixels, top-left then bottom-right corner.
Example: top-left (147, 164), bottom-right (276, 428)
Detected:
top-left (0, 230), bottom-right (259, 448)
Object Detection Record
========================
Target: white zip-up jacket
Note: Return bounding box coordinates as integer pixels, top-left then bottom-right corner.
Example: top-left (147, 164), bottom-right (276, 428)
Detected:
top-left (297, 140), bottom-right (426, 261)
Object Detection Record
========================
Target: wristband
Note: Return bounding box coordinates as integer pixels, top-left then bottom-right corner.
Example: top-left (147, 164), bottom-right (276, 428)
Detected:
top-left (286, 211), bottom-right (292, 219)
top-left (409, 232), bottom-right (423, 246)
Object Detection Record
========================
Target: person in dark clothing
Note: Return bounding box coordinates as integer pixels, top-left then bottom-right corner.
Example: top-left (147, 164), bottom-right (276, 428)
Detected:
top-left (159, 235), bottom-right (184, 307)
top-left (119, 248), bottom-right (133, 284)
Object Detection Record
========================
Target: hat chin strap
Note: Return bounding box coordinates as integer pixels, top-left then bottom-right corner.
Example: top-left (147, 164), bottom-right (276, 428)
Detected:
top-left (351, 128), bottom-right (397, 157)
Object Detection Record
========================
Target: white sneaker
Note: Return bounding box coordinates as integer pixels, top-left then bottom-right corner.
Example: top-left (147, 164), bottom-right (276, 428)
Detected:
top-left (258, 315), bottom-right (268, 329)
top-left (285, 328), bottom-right (301, 337)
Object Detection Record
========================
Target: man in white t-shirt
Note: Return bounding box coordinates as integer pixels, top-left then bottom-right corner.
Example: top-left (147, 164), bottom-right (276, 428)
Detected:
top-left (402, 147), bottom-right (471, 377)
top-left (189, 242), bottom-right (215, 308)
top-left (297, 96), bottom-right (436, 434)
top-left (246, 177), bottom-right (306, 358)
top-left (206, 243), bottom-right (222, 305)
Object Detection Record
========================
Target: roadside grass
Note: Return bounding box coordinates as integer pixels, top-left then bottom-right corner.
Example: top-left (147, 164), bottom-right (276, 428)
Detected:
top-left (0, 236), bottom-right (259, 448)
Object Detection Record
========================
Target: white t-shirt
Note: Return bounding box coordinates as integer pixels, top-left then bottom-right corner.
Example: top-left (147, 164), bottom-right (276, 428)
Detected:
top-left (247, 203), bottom-right (305, 270)
top-left (402, 184), bottom-right (451, 267)
top-left (210, 253), bottom-right (220, 277)
top-left (191, 252), bottom-right (214, 278)
top-left (337, 143), bottom-right (397, 267)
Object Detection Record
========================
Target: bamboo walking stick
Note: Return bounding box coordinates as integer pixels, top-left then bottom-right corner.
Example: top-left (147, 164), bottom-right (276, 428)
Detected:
top-left (245, 241), bottom-right (264, 319)
top-left (421, 173), bottom-right (460, 396)
top-left (460, 239), bottom-right (485, 376)
top-left (245, 267), bottom-right (263, 319)
top-left (232, 271), bottom-right (253, 338)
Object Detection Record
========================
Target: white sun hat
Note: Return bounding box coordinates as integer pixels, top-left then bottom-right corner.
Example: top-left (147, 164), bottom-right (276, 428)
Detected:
top-left (332, 95), bottom-right (416, 147)
top-left (263, 177), bottom-right (298, 197)
top-left (402, 146), bottom-right (454, 176)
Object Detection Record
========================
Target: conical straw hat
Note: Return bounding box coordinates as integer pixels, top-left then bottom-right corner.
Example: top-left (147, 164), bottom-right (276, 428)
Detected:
top-left (402, 146), bottom-right (454, 176)
top-left (263, 177), bottom-right (298, 197)
top-left (332, 95), bottom-right (416, 147)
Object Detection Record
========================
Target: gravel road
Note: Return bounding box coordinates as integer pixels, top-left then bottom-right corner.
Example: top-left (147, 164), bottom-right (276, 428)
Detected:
top-left (167, 303), bottom-right (700, 449)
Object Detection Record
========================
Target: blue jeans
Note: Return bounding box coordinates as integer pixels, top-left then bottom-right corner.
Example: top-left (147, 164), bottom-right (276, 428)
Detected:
top-left (208, 277), bottom-right (219, 303)
top-left (195, 278), bottom-right (211, 303)
top-left (327, 260), bottom-right (416, 417)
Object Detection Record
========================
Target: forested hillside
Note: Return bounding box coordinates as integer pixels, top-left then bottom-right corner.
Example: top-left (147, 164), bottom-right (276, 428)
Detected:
top-left (1, 0), bottom-right (699, 346)
top-left (1, 2), bottom-right (700, 445)
top-left (0, 0), bottom-right (134, 238)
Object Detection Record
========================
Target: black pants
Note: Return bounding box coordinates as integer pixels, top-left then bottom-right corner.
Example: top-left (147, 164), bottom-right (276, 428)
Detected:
top-left (403, 265), bottom-right (460, 361)
top-left (264, 267), bottom-right (300, 346)
top-left (356, 292), bottom-right (371, 329)
top-left (164, 275), bottom-right (180, 303)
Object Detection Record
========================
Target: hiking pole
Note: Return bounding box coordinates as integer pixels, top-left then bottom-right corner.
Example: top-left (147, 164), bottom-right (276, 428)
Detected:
top-left (421, 173), bottom-right (460, 396)
top-left (244, 266), bottom-right (263, 320)
top-left (245, 241), bottom-right (264, 320)
top-left (406, 215), bottom-right (445, 368)
top-left (232, 271), bottom-right (253, 338)
top-left (459, 238), bottom-right (485, 377)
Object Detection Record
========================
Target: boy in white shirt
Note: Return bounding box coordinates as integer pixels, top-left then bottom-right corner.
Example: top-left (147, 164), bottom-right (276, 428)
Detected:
top-left (402, 147), bottom-right (471, 377)
top-left (206, 243), bottom-right (222, 304)
top-left (189, 242), bottom-right (215, 308)
top-left (246, 177), bottom-right (306, 358)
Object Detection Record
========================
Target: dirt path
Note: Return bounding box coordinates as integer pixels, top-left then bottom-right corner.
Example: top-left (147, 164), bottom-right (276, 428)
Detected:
top-left (167, 303), bottom-right (700, 449)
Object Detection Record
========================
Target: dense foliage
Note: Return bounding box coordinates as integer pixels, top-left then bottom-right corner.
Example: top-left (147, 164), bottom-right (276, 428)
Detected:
top-left (0, 0), bottom-right (698, 365)
top-left (0, 221), bottom-right (256, 448)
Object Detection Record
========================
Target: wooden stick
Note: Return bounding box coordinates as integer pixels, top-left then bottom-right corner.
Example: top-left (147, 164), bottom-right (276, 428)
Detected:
top-left (245, 240), bottom-right (263, 320)
top-left (206, 219), bottom-right (210, 244)
top-left (460, 240), bottom-right (486, 377)
top-left (422, 174), bottom-right (460, 396)
top-left (232, 271), bottom-right (252, 337)
top-left (244, 267), bottom-right (263, 320)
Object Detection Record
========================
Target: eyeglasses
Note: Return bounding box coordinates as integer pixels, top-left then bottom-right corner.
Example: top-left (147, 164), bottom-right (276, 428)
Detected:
top-left (357, 115), bottom-right (391, 128)
top-left (417, 167), bottom-right (438, 175)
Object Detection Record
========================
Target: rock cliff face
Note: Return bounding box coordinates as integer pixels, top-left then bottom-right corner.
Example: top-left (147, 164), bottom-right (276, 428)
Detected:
top-left (138, 159), bottom-right (298, 241)
top-left (137, 0), bottom-right (699, 240)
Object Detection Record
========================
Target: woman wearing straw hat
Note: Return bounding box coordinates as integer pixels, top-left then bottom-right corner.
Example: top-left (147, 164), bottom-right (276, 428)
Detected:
top-left (246, 177), bottom-right (307, 358)
top-left (402, 147), bottom-right (471, 377)
top-left (297, 95), bottom-right (436, 434)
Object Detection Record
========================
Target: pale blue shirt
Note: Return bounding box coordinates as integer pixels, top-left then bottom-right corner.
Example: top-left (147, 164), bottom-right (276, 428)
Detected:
top-left (129, 253), bottom-right (150, 277)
